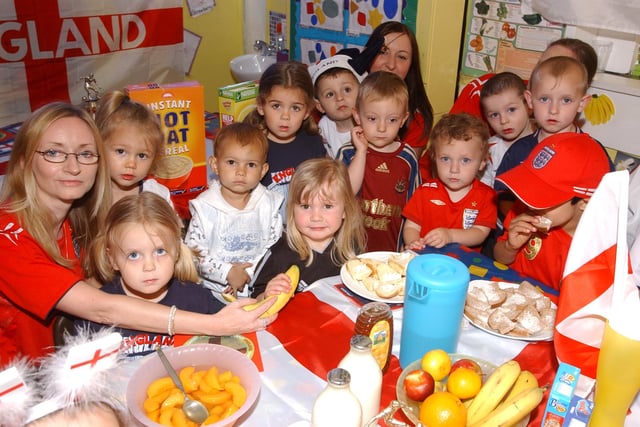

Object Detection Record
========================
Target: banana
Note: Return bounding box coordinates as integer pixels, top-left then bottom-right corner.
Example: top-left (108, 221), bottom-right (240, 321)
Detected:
top-left (468, 386), bottom-right (547, 427)
top-left (466, 359), bottom-right (521, 425)
top-left (240, 265), bottom-right (300, 318)
top-left (502, 370), bottom-right (538, 403)
top-left (599, 93), bottom-right (615, 123)
top-left (592, 95), bottom-right (603, 125)
top-left (583, 96), bottom-right (595, 125)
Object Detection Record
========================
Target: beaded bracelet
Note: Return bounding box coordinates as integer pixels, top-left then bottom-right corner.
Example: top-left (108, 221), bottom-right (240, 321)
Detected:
top-left (167, 305), bottom-right (177, 336)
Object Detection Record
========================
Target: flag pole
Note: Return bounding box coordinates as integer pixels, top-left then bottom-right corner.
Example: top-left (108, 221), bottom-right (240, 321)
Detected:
top-left (612, 170), bottom-right (629, 310)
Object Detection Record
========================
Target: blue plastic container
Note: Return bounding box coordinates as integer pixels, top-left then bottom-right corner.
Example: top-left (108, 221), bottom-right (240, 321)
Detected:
top-left (399, 253), bottom-right (470, 368)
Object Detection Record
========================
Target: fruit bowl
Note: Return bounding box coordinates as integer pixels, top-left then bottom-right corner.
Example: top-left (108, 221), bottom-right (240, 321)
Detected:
top-left (395, 354), bottom-right (528, 426)
top-left (126, 344), bottom-right (261, 427)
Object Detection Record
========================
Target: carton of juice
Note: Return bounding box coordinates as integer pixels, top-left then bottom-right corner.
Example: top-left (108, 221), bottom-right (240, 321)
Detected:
top-left (218, 81), bottom-right (259, 127)
top-left (126, 81), bottom-right (207, 219)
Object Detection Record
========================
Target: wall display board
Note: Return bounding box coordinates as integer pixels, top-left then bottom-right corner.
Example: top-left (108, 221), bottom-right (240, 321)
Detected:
top-left (460, 0), bottom-right (565, 81)
top-left (291, 0), bottom-right (417, 65)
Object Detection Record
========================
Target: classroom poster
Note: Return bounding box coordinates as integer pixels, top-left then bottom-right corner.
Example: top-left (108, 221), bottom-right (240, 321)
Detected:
top-left (293, 0), bottom-right (417, 65)
top-left (460, 0), bottom-right (565, 80)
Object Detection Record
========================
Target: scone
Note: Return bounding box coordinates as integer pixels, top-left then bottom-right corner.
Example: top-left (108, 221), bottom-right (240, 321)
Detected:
top-left (388, 251), bottom-right (416, 275)
top-left (375, 282), bottom-right (401, 299)
top-left (346, 259), bottom-right (372, 281)
top-left (374, 263), bottom-right (402, 283)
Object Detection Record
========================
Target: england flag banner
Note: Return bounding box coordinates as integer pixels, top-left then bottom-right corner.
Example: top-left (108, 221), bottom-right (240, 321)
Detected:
top-left (555, 171), bottom-right (640, 397)
top-left (0, 0), bottom-right (185, 126)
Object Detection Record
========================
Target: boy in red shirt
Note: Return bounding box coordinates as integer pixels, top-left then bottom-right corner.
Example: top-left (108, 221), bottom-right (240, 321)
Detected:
top-left (493, 132), bottom-right (610, 290)
top-left (402, 113), bottom-right (497, 250)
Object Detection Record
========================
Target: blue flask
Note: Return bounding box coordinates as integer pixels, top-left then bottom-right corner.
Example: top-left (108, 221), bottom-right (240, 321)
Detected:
top-left (399, 253), bottom-right (470, 368)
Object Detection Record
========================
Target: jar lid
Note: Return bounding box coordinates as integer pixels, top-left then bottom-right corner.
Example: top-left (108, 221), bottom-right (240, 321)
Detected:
top-left (359, 301), bottom-right (391, 315)
top-left (327, 368), bottom-right (351, 386)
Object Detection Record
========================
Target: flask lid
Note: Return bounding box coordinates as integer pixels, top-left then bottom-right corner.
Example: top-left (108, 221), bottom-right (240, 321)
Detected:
top-left (327, 368), bottom-right (351, 386)
top-left (350, 335), bottom-right (372, 350)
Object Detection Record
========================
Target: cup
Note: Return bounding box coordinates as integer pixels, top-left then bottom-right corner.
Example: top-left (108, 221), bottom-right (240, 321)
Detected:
top-left (588, 320), bottom-right (640, 426)
top-left (593, 40), bottom-right (613, 72)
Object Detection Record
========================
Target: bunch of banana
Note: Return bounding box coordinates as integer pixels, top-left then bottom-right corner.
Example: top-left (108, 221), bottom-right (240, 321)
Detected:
top-left (466, 361), bottom-right (547, 427)
top-left (225, 265), bottom-right (300, 319)
top-left (583, 93), bottom-right (616, 125)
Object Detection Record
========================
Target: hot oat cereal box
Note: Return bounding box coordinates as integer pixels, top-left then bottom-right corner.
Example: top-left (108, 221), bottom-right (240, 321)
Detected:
top-left (126, 81), bottom-right (206, 218)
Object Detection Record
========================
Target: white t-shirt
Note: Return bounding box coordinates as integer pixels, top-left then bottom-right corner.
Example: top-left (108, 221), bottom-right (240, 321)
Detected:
top-left (480, 135), bottom-right (512, 188)
top-left (318, 115), bottom-right (352, 159)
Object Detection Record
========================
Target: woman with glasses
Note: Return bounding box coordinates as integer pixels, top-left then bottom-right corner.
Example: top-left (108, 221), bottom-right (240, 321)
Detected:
top-left (0, 102), bottom-right (276, 365)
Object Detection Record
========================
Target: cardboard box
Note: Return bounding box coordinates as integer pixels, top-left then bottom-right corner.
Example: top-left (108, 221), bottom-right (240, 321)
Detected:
top-left (126, 81), bottom-right (207, 218)
top-left (563, 394), bottom-right (594, 426)
top-left (218, 81), bottom-right (259, 127)
top-left (542, 362), bottom-right (581, 427)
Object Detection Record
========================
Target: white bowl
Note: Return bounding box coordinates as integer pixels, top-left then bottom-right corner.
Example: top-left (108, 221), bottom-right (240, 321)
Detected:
top-left (126, 344), bottom-right (261, 427)
top-left (230, 53), bottom-right (276, 82)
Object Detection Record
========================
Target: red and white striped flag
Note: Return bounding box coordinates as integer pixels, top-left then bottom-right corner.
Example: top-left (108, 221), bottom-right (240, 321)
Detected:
top-left (0, 0), bottom-right (185, 126)
top-left (554, 170), bottom-right (639, 395)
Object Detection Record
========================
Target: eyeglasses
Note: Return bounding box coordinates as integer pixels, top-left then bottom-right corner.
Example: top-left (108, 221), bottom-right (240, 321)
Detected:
top-left (35, 149), bottom-right (100, 165)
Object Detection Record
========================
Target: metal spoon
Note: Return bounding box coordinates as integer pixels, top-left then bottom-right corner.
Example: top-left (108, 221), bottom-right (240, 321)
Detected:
top-left (156, 347), bottom-right (209, 424)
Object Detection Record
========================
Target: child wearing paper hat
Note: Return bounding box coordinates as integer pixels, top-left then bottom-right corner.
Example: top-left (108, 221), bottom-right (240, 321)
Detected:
top-left (308, 44), bottom-right (381, 158)
top-left (493, 132), bottom-right (611, 290)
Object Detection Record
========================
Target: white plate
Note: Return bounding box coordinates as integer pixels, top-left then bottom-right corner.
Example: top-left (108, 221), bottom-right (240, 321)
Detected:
top-left (395, 354), bottom-right (529, 427)
top-left (464, 280), bottom-right (556, 342)
top-left (340, 251), bottom-right (405, 304)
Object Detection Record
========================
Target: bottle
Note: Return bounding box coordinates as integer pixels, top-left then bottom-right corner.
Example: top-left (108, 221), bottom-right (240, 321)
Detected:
top-left (354, 302), bottom-right (393, 372)
top-left (311, 368), bottom-right (362, 427)
top-left (338, 335), bottom-right (382, 426)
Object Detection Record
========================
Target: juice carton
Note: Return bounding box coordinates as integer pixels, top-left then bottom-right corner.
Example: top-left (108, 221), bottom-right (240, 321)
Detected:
top-left (218, 81), bottom-right (259, 127)
top-left (126, 81), bottom-right (207, 219)
top-left (541, 362), bottom-right (581, 427)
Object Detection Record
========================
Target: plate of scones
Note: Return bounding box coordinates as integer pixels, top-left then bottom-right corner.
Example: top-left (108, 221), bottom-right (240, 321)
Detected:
top-left (464, 280), bottom-right (557, 341)
top-left (341, 251), bottom-right (417, 304)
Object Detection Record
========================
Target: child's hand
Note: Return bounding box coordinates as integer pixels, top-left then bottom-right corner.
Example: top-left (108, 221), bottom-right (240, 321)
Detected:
top-left (422, 228), bottom-right (453, 248)
top-left (351, 125), bottom-right (368, 152)
top-left (505, 213), bottom-right (539, 250)
top-left (263, 272), bottom-right (292, 299)
top-left (226, 262), bottom-right (252, 294)
top-left (405, 238), bottom-right (427, 251)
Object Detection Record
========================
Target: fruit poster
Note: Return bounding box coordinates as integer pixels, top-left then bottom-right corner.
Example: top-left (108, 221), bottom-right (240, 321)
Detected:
top-left (460, 0), bottom-right (565, 81)
top-left (292, 0), bottom-right (417, 65)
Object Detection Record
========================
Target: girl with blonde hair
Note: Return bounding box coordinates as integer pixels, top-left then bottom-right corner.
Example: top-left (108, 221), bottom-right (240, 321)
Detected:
top-left (251, 158), bottom-right (365, 299)
top-left (78, 192), bottom-right (224, 358)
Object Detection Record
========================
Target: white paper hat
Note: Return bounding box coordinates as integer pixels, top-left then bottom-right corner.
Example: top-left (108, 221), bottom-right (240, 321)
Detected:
top-left (308, 54), bottom-right (367, 85)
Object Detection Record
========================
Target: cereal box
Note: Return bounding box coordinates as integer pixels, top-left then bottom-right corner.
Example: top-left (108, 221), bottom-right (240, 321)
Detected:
top-left (126, 81), bottom-right (207, 219)
top-left (542, 362), bottom-right (581, 427)
top-left (218, 80), bottom-right (259, 127)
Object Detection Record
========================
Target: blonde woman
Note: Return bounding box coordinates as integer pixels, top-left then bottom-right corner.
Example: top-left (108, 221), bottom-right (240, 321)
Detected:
top-left (0, 102), bottom-right (275, 365)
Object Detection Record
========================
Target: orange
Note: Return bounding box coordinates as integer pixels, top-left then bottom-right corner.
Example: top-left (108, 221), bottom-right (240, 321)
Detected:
top-left (419, 391), bottom-right (467, 427)
top-left (421, 349), bottom-right (452, 381)
top-left (446, 367), bottom-right (482, 400)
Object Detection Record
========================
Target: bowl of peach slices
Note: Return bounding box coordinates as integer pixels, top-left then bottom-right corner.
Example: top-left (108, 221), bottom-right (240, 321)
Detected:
top-left (126, 344), bottom-right (260, 427)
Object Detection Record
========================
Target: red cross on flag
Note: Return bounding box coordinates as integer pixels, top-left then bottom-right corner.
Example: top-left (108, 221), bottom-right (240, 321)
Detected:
top-left (0, 366), bottom-right (28, 402)
top-left (0, 0), bottom-right (185, 126)
top-left (64, 331), bottom-right (122, 375)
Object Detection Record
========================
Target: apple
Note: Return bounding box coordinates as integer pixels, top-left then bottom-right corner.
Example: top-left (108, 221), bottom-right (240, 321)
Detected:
top-left (403, 369), bottom-right (435, 402)
top-left (450, 358), bottom-right (483, 377)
